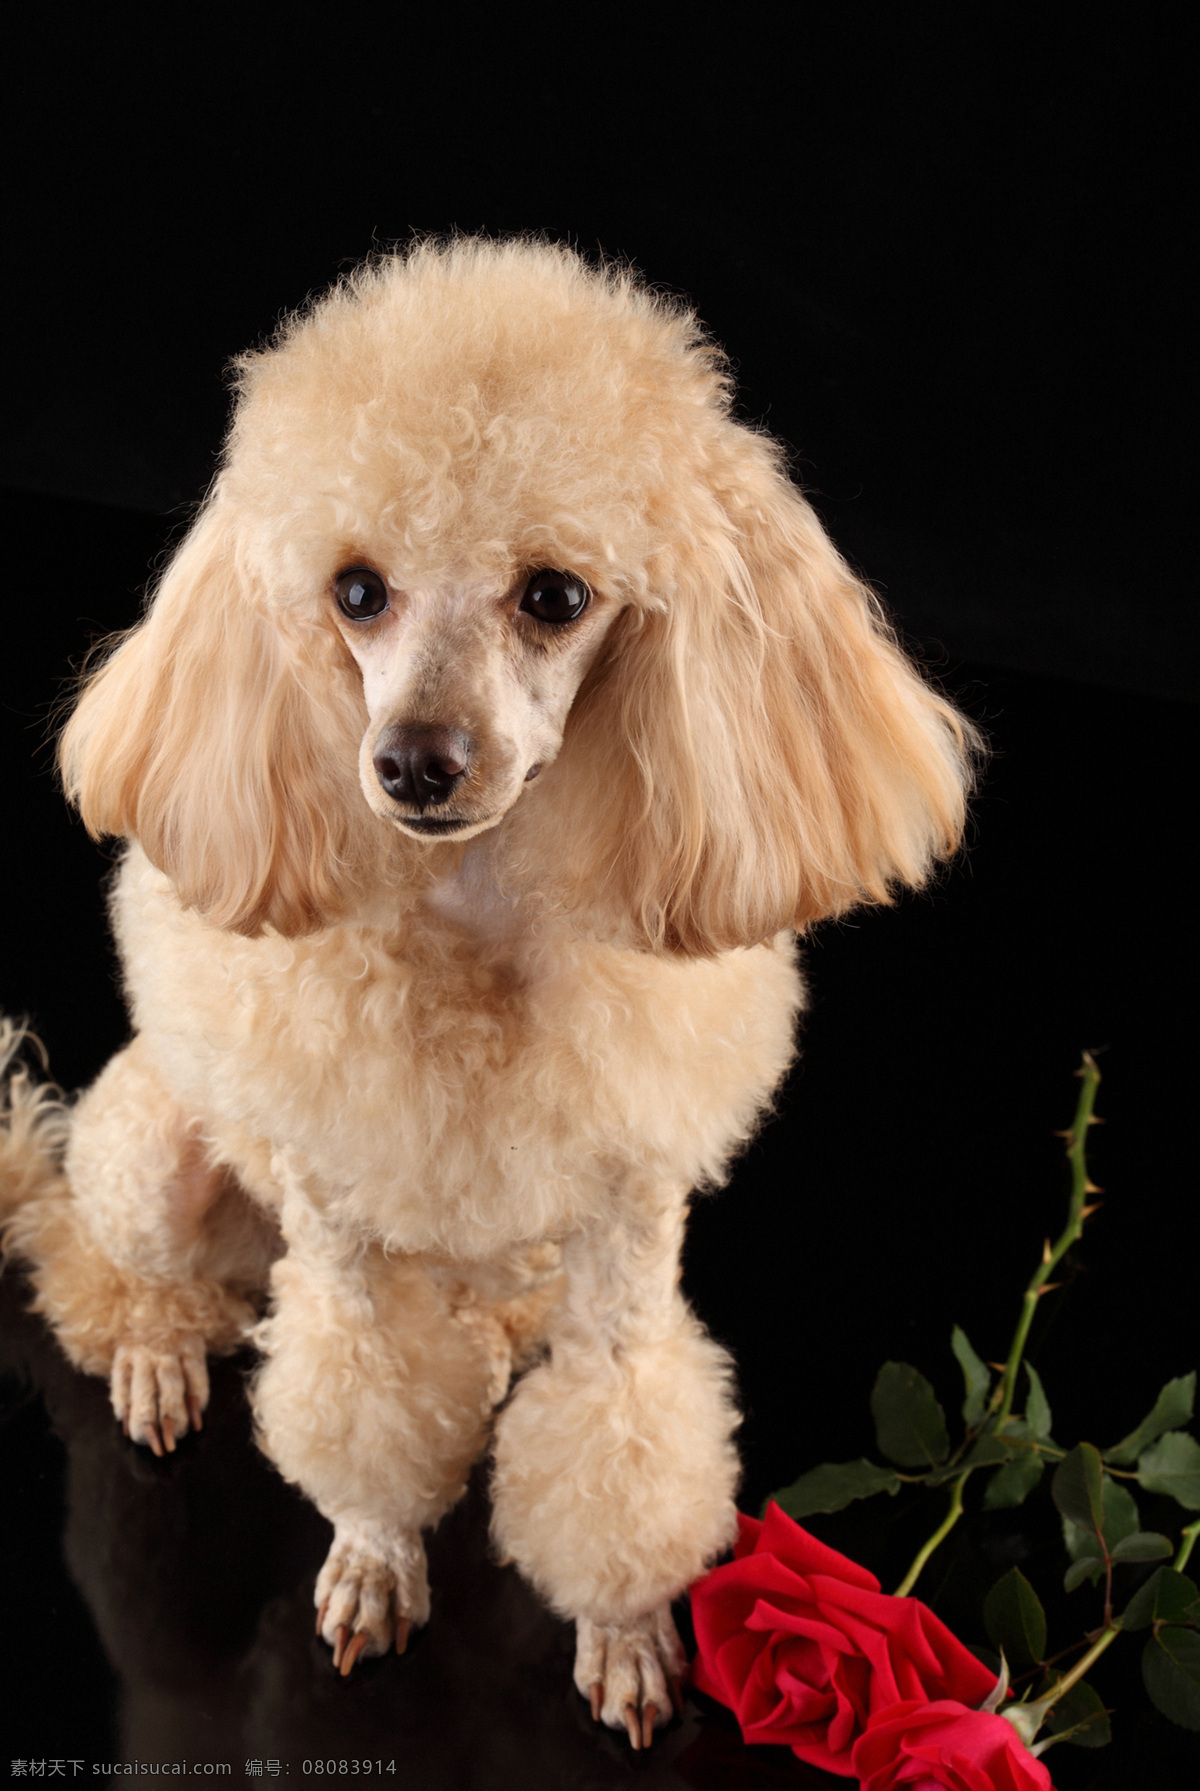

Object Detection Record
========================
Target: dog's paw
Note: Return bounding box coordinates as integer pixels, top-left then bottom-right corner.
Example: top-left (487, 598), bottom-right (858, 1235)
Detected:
top-left (110, 1333), bottom-right (209, 1455)
top-left (574, 1606), bottom-right (687, 1749)
top-left (315, 1519), bottom-right (430, 1676)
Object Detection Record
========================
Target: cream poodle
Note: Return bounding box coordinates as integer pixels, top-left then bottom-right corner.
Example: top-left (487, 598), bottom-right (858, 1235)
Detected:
top-left (1, 239), bottom-right (975, 1747)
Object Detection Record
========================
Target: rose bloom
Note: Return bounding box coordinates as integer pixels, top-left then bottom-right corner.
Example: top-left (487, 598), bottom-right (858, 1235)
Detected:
top-left (852, 1700), bottom-right (1052, 1790)
top-left (690, 1504), bottom-right (997, 1776)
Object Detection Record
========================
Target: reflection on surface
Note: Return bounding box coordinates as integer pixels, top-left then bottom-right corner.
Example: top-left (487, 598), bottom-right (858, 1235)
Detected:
top-left (1, 1262), bottom-right (832, 1788)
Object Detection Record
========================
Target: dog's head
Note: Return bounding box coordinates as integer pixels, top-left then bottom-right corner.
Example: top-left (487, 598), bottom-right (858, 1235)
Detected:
top-left (61, 239), bottom-right (978, 951)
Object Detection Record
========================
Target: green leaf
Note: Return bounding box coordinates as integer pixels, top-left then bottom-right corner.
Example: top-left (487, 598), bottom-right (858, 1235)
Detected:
top-left (1065, 1556), bottom-right (1105, 1592)
top-left (1053, 1443), bottom-right (1106, 1538)
top-left (1025, 1363), bottom-right (1053, 1440)
top-left (767, 1458), bottom-right (901, 1519)
top-left (951, 1325), bottom-right (991, 1429)
top-left (1137, 1431), bottom-right (1200, 1510)
top-left (1099, 1477), bottom-right (1140, 1551)
top-left (983, 1567), bottom-right (1046, 1667)
top-left (1142, 1625), bottom-right (1200, 1730)
top-left (871, 1362), bottom-right (951, 1469)
top-left (1040, 1679), bottom-right (1112, 1750)
top-left (1121, 1567), bottom-right (1200, 1631)
top-left (1061, 1475), bottom-right (1139, 1564)
top-left (1111, 1531), bottom-right (1173, 1565)
top-left (1061, 1519), bottom-right (1099, 1565)
top-left (1106, 1373), bottom-right (1197, 1466)
top-left (962, 1433), bottom-right (1014, 1470)
top-left (983, 1451), bottom-right (1045, 1510)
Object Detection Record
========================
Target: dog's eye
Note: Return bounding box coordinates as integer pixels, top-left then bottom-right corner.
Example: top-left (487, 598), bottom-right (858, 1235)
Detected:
top-left (519, 570), bottom-right (589, 625)
top-left (335, 567), bottom-right (389, 620)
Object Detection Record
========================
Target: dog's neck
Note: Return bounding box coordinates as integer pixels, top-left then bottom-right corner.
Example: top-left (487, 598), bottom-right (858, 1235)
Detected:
top-left (325, 784), bottom-right (633, 958)
top-left (422, 829), bottom-right (528, 945)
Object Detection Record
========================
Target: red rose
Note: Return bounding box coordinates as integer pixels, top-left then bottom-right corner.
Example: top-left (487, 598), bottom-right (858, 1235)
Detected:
top-left (852, 1700), bottom-right (1053, 1790)
top-left (690, 1504), bottom-right (997, 1776)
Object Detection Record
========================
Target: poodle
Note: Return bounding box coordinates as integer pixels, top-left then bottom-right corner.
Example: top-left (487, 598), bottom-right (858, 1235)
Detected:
top-left (1, 239), bottom-right (976, 1747)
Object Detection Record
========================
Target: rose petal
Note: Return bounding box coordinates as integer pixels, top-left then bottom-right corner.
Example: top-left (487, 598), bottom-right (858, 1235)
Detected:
top-left (746, 1595), bottom-right (874, 1655)
top-left (802, 1576), bottom-right (997, 1708)
top-left (696, 1621), bottom-right (774, 1707)
top-left (732, 1511), bottom-right (763, 1558)
top-left (758, 1503), bottom-right (881, 1591)
top-left (823, 1646), bottom-right (874, 1762)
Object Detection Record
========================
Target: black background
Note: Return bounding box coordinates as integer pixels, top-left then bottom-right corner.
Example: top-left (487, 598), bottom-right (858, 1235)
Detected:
top-left (1, 7), bottom-right (1196, 1786)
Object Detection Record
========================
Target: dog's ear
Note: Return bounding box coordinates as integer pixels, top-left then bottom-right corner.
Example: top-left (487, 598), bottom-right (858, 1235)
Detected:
top-left (554, 434), bottom-right (979, 955)
top-left (59, 502), bottom-right (373, 936)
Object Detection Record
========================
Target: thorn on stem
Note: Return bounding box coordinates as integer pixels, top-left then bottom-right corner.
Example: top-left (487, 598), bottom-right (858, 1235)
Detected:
top-left (1037, 1282), bottom-right (1063, 1297)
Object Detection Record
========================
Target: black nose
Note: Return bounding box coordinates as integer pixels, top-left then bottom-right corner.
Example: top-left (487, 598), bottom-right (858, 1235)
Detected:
top-left (373, 726), bottom-right (471, 810)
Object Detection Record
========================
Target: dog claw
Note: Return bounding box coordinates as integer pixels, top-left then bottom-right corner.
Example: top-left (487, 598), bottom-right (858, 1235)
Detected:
top-left (111, 1336), bottom-right (210, 1455)
top-left (314, 1522), bottom-right (427, 1676)
top-left (575, 1607), bottom-right (685, 1742)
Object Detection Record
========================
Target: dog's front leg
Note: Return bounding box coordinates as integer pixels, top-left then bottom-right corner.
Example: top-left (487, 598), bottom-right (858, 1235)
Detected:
top-left (252, 1158), bottom-right (497, 1674)
top-left (490, 1177), bottom-right (740, 1745)
top-left (19, 1037), bottom-right (258, 1453)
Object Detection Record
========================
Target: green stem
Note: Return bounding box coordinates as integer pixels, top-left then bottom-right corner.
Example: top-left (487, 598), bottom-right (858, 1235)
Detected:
top-left (996, 1053), bottom-right (1101, 1427)
top-left (891, 1056), bottom-right (1103, 1605)
top-left (1175, 1518), bottom-right (1200, 1574)
top-left (1003, 1624), bottom-right (1120, 1752)
top-left (1043, 1622), bottom-right (1120, 1704)
top-left (894, 1472), bottom-right (968, 1596)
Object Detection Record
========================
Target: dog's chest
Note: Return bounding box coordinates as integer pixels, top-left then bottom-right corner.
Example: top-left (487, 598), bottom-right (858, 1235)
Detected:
top-left (114, 851), bottom-right (803, 1257)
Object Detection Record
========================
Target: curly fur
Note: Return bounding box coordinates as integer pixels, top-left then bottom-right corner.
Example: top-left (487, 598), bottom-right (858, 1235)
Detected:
top-left (2, 239), bottom-right (977, 1730)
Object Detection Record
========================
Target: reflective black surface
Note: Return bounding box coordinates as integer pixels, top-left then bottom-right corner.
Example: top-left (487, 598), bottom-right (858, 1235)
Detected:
top-left (0, 1273), bottom-right (837, 1786)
